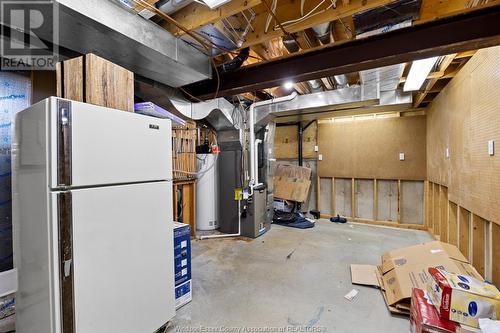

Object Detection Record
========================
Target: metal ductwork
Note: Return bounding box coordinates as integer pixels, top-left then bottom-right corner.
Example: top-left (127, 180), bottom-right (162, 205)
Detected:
top-left (356, 20), bottom-right (411, 92)
top-left (282, 35), bottom-right (300, 53)
top-left (157, 0), bottom-right (194, 14)
top-left (312, 22), bottom-right (332, 45)
top-left (135, 79), bottom-right (240, 131)
top-left (28, 0), bottom-right (211, 87)
top-left (254, 84), bottom-right (412, 126)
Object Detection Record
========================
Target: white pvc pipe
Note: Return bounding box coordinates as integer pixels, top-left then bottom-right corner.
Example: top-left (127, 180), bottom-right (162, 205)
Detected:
top-left (254, 139), bottom-right (262, 187)
top-left (199, 199), bottom-right (241, 240)
top-left (248, 92), bottom-right (297, 191)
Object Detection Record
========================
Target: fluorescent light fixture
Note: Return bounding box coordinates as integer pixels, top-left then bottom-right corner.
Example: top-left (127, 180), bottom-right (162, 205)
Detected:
top-left (403, 56), bottom-right (439, 92)
top-left (200, 0), bottom-right (231, 9)
top-left (283, 81), bottom-right (294, 90)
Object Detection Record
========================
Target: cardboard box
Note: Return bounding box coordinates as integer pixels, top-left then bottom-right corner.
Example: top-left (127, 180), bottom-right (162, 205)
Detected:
top-left (174, 222), bottom-right (191, 286)
top-left (56, 53), bottom-right (134, 112)
top-left (350, 241), bottom-right (482, 315)
top-left (426, 268), bottom-right (500, 328)
top-left (175, 279), bottom-right (192, 309)
top-left (273, 164), bottom-right (312, 202)
top-left (410, 288), bottom-right (459, 333)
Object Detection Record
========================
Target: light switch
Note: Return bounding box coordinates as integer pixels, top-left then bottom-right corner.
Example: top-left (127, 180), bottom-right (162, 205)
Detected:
top-left (314, 145), bottom-right (319, 152)
top-left (445, 147), bottom-right (450, 159)
top-left (488, 140), bottom-right (495, 156)
top-left (399, 152), bottom-right (405, 161)
top-left (318, 154), bottom-right (323, 161)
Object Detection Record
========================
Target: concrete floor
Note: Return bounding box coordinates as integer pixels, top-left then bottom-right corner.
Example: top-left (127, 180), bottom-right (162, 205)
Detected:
top-left (171, 220), bottom-right (433, 332)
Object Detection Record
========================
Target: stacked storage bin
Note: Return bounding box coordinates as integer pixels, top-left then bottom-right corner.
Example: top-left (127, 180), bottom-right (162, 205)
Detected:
top-left (173, 222), bottom-right (192, 309)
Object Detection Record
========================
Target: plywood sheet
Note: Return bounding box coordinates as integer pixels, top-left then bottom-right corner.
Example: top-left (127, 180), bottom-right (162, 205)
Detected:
top-left (427, 46), bottom-right (500, 223)
top-left (401, 181), bottom-right (424, 225)
top-left (449, 202), bottom-right (458, 246)
top-left (355, 179), bottom-right (374, 220)
top-left (459, 207), bottom-right (471, 261)
top-left (318, 116), bottom-right (426, 180)
top-left (335, 178), bottom-right (352, 217)
top-left (274, 122), bottom-right (317, 159)
top-left (377, 180), bottom-right (398, 222)
top-left (472, 214), bottom-right (486, 277)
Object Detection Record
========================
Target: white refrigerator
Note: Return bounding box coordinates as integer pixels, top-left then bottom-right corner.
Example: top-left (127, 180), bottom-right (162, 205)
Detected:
top-left (12, 97), bottom-right (176, 333)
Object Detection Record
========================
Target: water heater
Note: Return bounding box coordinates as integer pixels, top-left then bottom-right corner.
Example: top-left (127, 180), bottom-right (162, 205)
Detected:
top-left (196, 154), bottom-right (219, 230)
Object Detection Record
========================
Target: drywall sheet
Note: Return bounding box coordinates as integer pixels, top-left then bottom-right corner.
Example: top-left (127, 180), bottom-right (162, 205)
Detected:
top-left (355, 179), bottom-right (374, 220)
top-left (401, 181), bottom-right (424, 225)
top-left (0, 72), bottom-right (31, 272)
top-left (319, 178), bottom-right (333, 215)
top-left (274, 122), bottom-right (317, 159)
top-left (427, 46), bottom-right (500, 223)
top-left (449, 201), bottom-right (458, 246)
top-left (439, 186), bottom-right (449, 241)
top-left (459, 207), bottom-right (471, 261)
top-left (472, 214), bottom-right (486, 277)
top-left (318, 115), bottom-right (426, 180)
top-left (335, 178), bottom-right (352, 217)
top-left (493, 222), bottom-right (500, 286)
top-left (377, 180), bottom-right (398, 222)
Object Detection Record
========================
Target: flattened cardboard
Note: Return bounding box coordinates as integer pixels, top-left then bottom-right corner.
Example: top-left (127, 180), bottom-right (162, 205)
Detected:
top-left (350, 264), bottom-right (380, 287)
top-left (350, 241), bottom-right (482, 315)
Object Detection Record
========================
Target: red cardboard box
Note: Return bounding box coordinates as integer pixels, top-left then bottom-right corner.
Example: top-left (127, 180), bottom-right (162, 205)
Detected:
top-left (411, 288), bottom-right (459, 333)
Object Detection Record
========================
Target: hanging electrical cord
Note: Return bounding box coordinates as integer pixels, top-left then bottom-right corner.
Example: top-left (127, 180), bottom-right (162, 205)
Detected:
top-left (275, 0), bottom-right (337, 30)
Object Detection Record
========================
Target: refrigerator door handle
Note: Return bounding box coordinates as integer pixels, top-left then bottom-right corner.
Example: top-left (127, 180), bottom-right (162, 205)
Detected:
top-left (58, 191), bottom-right (75, 333)
top-left (57, 99), bottom-right (72, 187)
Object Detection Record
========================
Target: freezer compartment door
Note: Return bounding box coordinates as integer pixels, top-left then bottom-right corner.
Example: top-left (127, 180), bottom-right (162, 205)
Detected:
top-left (49, 98), bottom-right (172, 188)
top-left (54, 181), bottom-right (175, 333)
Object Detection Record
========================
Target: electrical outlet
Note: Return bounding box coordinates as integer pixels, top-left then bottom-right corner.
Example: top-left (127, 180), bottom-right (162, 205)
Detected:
top-left (318, 154), bottom-right (323, 161)
top-left (488, 140), bottom-right (495, 156)
top-left (314, 145), bottom-right (319, 152)
top-left (399, 152), bottom-right (405, 161)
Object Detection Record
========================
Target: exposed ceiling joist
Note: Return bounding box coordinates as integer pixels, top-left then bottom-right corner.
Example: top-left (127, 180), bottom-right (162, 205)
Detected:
top-left (162, 0), bottom-right (261, 35)
top-left (184, 6), bottom-right (500, 99)
top-left (240, 0), bottom-right (397, 48)
top-left (413, 53), bottom-right (457, 107)
top-left (417, 0), bottom-right (499, 23)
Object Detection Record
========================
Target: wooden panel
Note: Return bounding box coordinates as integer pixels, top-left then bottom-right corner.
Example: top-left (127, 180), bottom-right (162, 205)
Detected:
top-left (377, 180), bottom-right (398, 222)
top-left (492, 222), bottom-right (500, 286)
top-left (459, 206), bottom-right (471, 260)
top-left (334, 178), bottom-right (352, 217)
top-left (449, 201), bottom-right (458, 245)
top-left (439, 186), bottom-right (449, 241)
top-left (318, 116), bottom-right (426, 179)
top-left (472, 214), bottom-right (486, 277)
top-left (426, 46), bottom-right (500, 223)
top-left (401, 181), bottom-right (424, 225)
top-left (274, 123), bottom-right (317, 159)
top-left (56, 53), bottom-right (134, 112)
top-left (355, 179), bottom-right (374, 220)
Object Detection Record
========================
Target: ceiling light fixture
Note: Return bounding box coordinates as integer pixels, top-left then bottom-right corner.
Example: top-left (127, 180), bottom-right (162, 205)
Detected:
top-left (403, 56), bottom-right (439, 92)
top-left (283, 81), bottom-right (294, 90)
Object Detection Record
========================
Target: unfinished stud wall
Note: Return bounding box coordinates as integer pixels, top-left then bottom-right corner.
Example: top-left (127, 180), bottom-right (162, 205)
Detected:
top-left (317, 115), bottom-right (427, 180)
top-left (427, 46), bottom-right (500, 223)
top-left (426, 46), bottom-right (500, 281)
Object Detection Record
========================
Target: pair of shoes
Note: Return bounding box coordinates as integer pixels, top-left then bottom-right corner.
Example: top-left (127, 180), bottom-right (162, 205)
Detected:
top-left (330, 214), bottom-right (347, 223)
